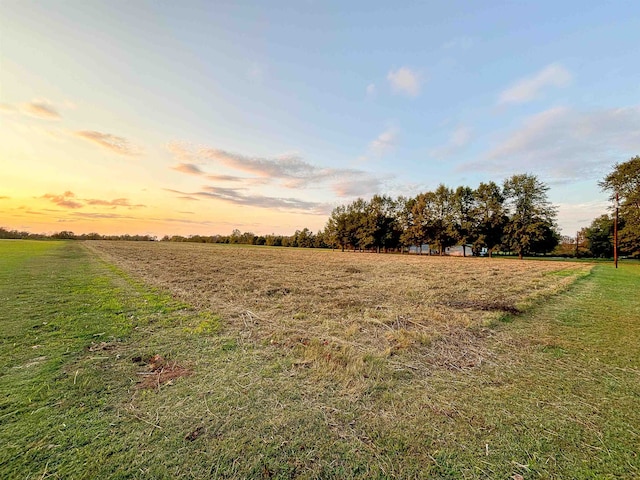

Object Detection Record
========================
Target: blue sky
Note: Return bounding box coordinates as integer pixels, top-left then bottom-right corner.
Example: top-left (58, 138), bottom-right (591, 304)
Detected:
top-left (1, 1), bottom-right (639, 236)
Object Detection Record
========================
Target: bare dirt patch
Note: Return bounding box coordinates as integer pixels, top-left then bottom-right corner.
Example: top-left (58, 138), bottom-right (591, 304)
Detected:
top-left (86, 242), bottom-right (591, 371)
top-left (134, 354), bottom-right (192, 389)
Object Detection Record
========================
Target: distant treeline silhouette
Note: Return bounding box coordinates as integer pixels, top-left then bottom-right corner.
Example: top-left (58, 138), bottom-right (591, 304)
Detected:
top-left (0, 228), bottom-right (156, 242)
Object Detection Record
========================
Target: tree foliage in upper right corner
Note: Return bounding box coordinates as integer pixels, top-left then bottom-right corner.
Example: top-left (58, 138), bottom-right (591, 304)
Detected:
top-left (600, 155), bottom-right (640, 257)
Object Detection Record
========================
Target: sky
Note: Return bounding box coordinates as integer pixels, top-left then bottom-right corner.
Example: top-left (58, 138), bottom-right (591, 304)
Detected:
top-left (1, 1), bottom-right (639, 237)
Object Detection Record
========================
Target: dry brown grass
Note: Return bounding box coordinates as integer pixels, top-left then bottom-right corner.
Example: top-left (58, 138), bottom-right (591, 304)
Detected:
top-left (86, 242), bottom-right (590, 377)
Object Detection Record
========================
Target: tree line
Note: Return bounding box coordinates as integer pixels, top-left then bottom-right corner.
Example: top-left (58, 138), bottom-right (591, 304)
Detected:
top-left (323, 173), bottom-right (558, 258)
top-left (3, 158), bottom-right (638, 259)
top-left (0, 228), bottom-right (156, 242)
top-left (162, 173), bottom-right (560, 258)
top-left (159, 228), bottom-right (331, 248)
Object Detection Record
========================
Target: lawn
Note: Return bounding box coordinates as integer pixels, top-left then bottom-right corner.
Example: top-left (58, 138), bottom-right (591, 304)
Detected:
top-left (1, 240), bottom-right (638, 478)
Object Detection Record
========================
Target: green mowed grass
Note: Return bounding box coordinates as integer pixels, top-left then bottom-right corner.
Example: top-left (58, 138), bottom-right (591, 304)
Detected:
top-left (0, 240), bottom-right (638, 479)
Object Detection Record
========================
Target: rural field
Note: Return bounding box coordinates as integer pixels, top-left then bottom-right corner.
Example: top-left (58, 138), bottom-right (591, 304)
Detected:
top-left (1, 240), bottom-right (639, 479)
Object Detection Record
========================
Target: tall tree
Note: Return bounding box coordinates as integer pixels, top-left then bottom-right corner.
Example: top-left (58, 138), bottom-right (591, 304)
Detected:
top-left (359, 195), bottom-right (399, 253)
top-left (348, 198), bottom-right (369, 251)
top-left (399, 196), bottom-right (424, 253)
top-left (471, 181), bottom-right (507, 257)
top-left (452, 186), bottom-right (476, 256)
top-left (503, 174), bottom-right (558, 259)
top-left (325, 205), bottom-right (350, 251)
top-left (599, 155), bottom-right (640, 257)
top-left (430, 184), bottom-right (458, 255)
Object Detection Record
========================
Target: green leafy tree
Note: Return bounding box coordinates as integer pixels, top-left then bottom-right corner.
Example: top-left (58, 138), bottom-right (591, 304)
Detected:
top-left (584, 214), bottom-right (615, 258)
top-left (452, 186), bottom-right (476, 256)
top-left (325, 205), bottom-right (350, 251)
top-left (430, 185), bottom-right (458, 255)
top-left (403, 192), bottom-right (433, 254)
top-left (400, 195), bottom-right (420, 253)
top-left (347, 198), bottom-right (369, 251)
top-left (599, 155), bottom-right (640, 257)
top-left (503, 174), bottom-right (558, 259)
top-left (363, 195), bottom-right (401, 253)
top-left (471, 181), bottom-right (507, 257)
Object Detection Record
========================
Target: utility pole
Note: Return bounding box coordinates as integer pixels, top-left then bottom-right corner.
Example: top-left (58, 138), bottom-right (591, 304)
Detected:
top-left (614, 192), bottom-right (619, 269)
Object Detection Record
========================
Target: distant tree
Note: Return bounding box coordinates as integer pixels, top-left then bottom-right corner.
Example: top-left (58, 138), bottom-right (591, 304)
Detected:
top-left (471, 181), bottom-right (507, 257)
top-left (293, 228), bottom-right (313, 248)
top-left (553, 235), bottom-right (577, 257)
top-left (325, 205), bottom-right (350, 251)
top-left (452, 186), bottom-right (476, 256)
top-left (264, 234), bottom-right (283, 247)
top-left (398, 196), bottom-right (419, 253)
top-left (52, 230), bottom-right (76, 240)
top-left (430, 185), bottom-right (458, 255)
top-left (229, 229), bottom-right (242, 244)
top-left (503, 174), bottom-right (558, 259)
top-left (584, 214), bottom-right (615, 258)
top-left (553, 231), bottom-right (590, 258)
top-left (347, 198), bottom-right (369, 251)
top-left (361, 195), bottom-right (400, 253)
top-left (313, 228), bottom-right (330, 248)
top-left (599, 155), bottom-right (640, 257)
top-left (529, 222), bottom-right (560, 255)
top-left (403, 193), bottom-right (433, 254)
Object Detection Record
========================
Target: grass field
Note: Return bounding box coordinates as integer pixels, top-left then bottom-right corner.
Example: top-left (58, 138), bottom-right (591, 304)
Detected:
top-left (1, 240), bottom-right (638, 478)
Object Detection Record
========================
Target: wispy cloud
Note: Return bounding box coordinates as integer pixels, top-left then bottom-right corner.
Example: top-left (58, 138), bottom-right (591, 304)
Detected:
top-left (41, 191), bottom-right (146, 209)
top-left (163, 188), bottom-right (201, 201)
top-left (84, 198), bottom-right (145, 208)
top-left (75, 130), bottom-right (141, 156)
top-left (387, 67), bottom-right (422, 97)
top-left (461, 105), bottom-right (640, 182)
top-left (206, 174), bottom-right (253, 182)
top-left (172, 163), bottom-right (205, 175)
top-left (369, 128), bottom-right (397, 156)
top-left (167, 144), bottom-right (387, 200)
top-left (195, 186), bottom-right (330, 214)
top-left (498, 63), bottom-right (572, 105)
top-left (70, 212), bottom-right (138, 220)
top-left (41, 191), bottom-right (83, 209)
top-left (167, 141), bottom-right (195, 162)
top-left (199, 148), bottom-right (323, 181)
top-left (184, 146), bottom-right (376, 189)
top-left (26, 210), bottom-right (45, 215)
top-left (0, 195), bottom-right (10, 200)
top-left (429, 125), bottom-right (472, 158)
top-left (22, 101), bottom-right (62, 120)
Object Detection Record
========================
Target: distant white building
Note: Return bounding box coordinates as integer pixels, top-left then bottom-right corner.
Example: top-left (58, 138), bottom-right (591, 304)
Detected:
top-left (408, 244), bottom-right (485, 256)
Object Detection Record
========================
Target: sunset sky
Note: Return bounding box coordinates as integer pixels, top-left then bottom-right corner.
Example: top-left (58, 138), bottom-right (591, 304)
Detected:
top-left (1, 1), bottom-right (639, 237)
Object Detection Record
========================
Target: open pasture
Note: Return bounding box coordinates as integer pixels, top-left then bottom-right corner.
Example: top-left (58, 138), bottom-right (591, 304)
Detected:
top-left (3, 240), bottom-right (639, 479)
top-left (86, 241), bottom-right (589, 372)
